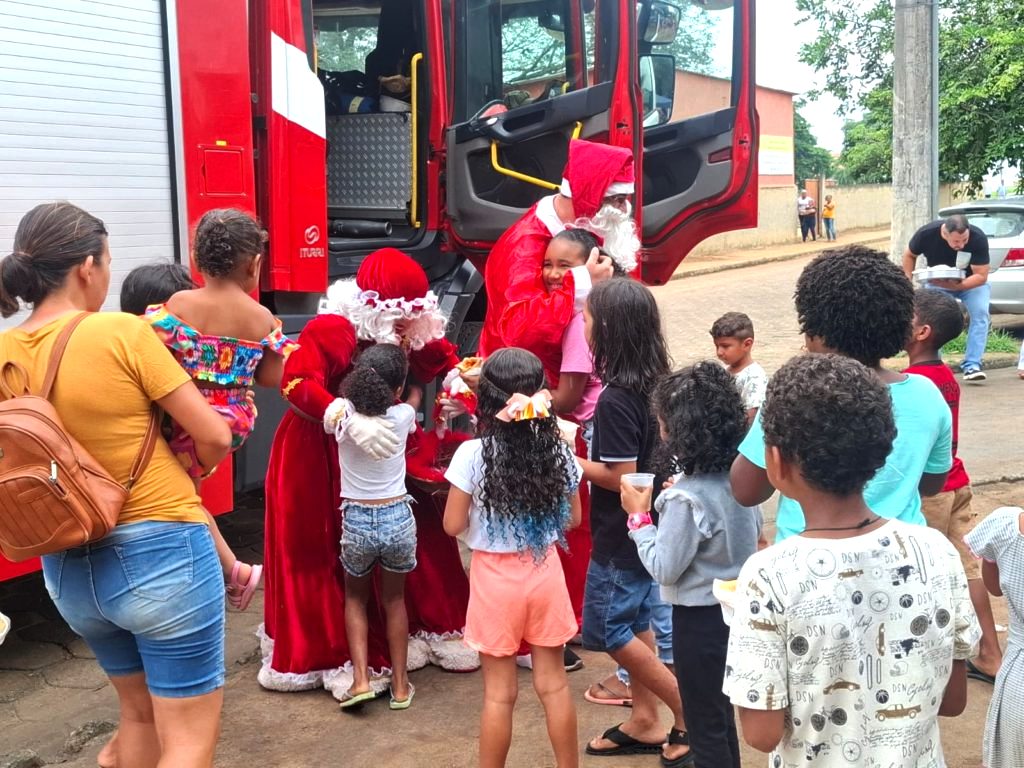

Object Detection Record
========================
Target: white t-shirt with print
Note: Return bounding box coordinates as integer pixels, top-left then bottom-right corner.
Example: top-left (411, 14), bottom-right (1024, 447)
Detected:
top-left (444, 437), bottom-right (582, 553)
top-left (723, 520), bottom-right (980, 768)
top-left (733, 361), bottom-right (768, 411)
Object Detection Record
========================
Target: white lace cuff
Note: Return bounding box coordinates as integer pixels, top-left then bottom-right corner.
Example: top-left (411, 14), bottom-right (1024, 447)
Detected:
top-left (323, 397), bottom-right (352, 438)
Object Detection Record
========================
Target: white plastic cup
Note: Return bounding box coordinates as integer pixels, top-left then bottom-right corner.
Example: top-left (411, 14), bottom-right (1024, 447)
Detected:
top-left (623, 472), bottom-right (656, 489)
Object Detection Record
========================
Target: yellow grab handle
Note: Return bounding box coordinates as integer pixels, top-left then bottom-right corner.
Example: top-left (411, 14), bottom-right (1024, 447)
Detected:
top-left (410, 52), bottom-right (423, 228)
top-left (489, 142), bottom-right (560, 190)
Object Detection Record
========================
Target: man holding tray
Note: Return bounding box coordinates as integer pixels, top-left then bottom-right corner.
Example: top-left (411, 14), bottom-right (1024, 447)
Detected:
top-left (903, 214), bottom-right (991, 381)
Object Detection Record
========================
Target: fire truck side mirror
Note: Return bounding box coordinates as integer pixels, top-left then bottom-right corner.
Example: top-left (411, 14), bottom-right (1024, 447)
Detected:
top-left (639, 53), bottom-right (676, 127)
top-left (639, 1), bottom-right (682, 45)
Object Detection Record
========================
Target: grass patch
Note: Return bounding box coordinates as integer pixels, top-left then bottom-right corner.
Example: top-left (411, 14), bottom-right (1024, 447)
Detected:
top-left (942, 328), bottom-right (1021, 356)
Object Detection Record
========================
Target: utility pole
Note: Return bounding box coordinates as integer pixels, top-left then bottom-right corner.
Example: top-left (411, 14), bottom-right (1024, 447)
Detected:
top-left (891, 0), bottom-right (939, 263)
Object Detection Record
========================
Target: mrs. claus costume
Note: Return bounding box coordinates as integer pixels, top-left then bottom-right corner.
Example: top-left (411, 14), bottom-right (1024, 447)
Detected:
top-left (259, 248), bottom-right (476, 698)
top-left (479, 138), bottom-right (636, 636)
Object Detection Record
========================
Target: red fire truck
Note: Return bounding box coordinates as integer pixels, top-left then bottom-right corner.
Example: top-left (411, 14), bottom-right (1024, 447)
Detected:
top-left (0, 0), bottom-right (757, 580)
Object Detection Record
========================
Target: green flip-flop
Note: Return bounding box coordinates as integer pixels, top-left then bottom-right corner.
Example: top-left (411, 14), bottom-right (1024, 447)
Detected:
top-left (389, 683), bottom-right (415, 710)
top-left (339, 688), bottom-right (378, 710)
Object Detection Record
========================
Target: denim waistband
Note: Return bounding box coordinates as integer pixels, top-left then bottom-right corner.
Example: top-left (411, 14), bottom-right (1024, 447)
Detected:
top-left (341, 494), bottom-right (414, 512)
top-left (64, 521), bottom-right (206, 554)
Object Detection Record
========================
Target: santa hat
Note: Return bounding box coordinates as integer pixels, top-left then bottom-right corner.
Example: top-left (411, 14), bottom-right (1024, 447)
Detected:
top-left (319, 247), bottom-right (448, 349)
top-left (559, 139), bottom-right (635, 220)
top-left (356, 247), bottom-right (429, 301)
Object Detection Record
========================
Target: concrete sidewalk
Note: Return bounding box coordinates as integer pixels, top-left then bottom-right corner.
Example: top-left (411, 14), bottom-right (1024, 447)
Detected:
top-left (672, 226), bottom-right (891, 280)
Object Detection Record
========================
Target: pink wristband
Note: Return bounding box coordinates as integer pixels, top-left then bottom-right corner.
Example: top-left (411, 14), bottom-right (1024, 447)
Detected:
top-left (627, 512), bottom-right (653, 531)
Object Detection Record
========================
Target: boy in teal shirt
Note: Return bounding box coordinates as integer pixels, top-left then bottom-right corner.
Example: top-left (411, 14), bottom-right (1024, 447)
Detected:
top-left (730, 245), bottom-right (953, 540)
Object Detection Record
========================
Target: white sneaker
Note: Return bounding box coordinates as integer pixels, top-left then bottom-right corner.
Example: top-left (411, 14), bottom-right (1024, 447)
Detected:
top-left (515, 654), bottom-right (533, 670)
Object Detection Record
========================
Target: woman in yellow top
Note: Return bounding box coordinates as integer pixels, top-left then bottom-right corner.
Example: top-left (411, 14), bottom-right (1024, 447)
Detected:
top-left (822, 194), bottom-right (837, 241)
top-left (0, 202), bottom-right (232, 768)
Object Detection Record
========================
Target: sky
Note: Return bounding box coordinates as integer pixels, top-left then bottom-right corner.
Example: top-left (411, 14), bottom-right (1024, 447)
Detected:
top-left (707, 1), bottom-right (847, 152)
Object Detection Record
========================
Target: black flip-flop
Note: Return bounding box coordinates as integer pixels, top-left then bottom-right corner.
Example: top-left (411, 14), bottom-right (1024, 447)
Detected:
top-left (585, 723), bottom-right (664, 757)
top-left (661, 727), bottom-right (695, 768)
top-left (966, 659), bottom-right (996, 685)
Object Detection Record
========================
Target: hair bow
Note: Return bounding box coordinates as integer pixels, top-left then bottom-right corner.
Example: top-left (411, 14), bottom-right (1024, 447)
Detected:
top-left (496, 390), bottom-right (553, 423)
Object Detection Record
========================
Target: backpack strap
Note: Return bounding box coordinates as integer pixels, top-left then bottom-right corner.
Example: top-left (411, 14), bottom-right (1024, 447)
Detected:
top-left (39, 312), bottom-right (159, 491)
top-left (39, 312), bottom-right (91, 400)
top-left (127, 407), bottom-right (161, 490)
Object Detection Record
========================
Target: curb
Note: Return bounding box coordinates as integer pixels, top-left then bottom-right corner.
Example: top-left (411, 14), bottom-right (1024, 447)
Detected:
top-left (974, 473), bottom-right (1024, 488)
top-left (669, 235), bottom-right (891, 282)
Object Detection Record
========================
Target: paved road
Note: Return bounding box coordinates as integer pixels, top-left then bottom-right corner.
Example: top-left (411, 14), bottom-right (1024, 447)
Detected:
top-left (3, 256), bottom-right (1023, 768)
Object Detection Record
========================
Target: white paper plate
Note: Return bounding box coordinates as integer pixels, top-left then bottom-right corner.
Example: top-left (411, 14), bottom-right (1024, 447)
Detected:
top-left (713, 579), bottom-right (737, 625)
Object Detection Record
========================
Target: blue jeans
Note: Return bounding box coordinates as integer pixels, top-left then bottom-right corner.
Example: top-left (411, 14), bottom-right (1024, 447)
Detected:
top-left (824, 218), bottom-right (836, 240)
top-left (617, 591), bottom-right (673, 686)
top-left (927, 283), bottom-right (991, 369)
top-left (41, 521), bottom-right (225, 698)
top-left (340, 496), bottom-right (417, 577)
top-left (582, 559), bottom-right (656, 653)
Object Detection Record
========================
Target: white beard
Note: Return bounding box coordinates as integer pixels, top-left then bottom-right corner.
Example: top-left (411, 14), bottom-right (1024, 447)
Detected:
top-left (574, 202), bottom-right (640, 273)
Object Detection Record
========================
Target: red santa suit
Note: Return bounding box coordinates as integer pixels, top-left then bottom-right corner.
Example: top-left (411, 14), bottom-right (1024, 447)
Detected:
top-left (478, 139), bottom-right (635, 634)
top-left (260, 248), bottom-right (474, 698)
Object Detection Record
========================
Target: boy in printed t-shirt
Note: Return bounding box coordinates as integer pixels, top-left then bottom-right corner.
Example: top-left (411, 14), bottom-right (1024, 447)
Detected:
top-left (724, 354), bottom-right (980, 768)
top-left (903, 288), bottom-right (1002, 683)
top-left (710, 311), bottom-right (768, 423)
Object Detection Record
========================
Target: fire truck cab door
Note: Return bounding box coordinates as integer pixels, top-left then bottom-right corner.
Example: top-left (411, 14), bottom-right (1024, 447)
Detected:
top-left (637, 0), bottom-right (757, 285)
top-left (445, 0), bottom-right (636, 247)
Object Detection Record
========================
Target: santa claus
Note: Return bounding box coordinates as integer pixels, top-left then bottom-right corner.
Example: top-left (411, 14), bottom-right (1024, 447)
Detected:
top-left (477, 138), bottom-right (639, 380)
top-left (472, 139), bottom-right (640, 672)
top-left (259, 247), bottom-right (478, 700)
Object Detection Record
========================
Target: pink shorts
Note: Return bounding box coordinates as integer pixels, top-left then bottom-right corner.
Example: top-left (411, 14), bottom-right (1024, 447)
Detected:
top-left (464, 546), bottom-right (577, 657)
top-left (169, 387), bottom-right (255, 478)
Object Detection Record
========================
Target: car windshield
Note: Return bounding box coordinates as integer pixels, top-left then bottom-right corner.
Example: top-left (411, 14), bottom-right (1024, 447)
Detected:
top-left (961, 210), bottom-right (1024, 239)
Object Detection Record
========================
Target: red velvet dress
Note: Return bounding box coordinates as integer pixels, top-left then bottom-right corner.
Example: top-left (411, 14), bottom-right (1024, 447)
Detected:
top-left (260, 314), bottom-right (471, 692)
top-left (478, 203), bottom-right (592, 635)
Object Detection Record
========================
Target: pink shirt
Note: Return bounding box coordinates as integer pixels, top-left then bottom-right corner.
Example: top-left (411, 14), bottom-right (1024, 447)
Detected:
top-left (560, 312), bottom-right (602, 423)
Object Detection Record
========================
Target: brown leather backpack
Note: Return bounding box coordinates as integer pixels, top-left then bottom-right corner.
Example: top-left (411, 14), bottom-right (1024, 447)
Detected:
top-left (0, 313), bottom-right (159, 561)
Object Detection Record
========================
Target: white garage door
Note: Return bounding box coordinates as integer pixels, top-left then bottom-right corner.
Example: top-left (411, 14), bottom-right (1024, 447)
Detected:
top-left (0, 0), bottom-right (177, 326)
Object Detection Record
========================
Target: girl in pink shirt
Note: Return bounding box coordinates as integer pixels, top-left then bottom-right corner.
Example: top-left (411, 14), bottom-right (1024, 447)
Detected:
top-left (542, 229), bottom-right (609, 434)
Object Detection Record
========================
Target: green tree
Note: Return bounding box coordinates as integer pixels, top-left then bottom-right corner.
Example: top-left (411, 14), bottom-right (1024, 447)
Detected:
top-left (794, 101), bottom-right (832, 184)
top-left (835, 86), bottom-right (892, 184)
top-left (796, 0), bottom-right (1024, 191)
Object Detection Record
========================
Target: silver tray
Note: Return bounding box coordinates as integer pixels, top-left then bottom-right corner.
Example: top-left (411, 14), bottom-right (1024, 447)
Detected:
top-left (914, 266), bottom-right (965, 282)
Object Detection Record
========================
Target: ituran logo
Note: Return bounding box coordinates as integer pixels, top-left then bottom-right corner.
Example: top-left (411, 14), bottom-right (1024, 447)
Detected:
top-left (299, 225), bottom-right (325, 259)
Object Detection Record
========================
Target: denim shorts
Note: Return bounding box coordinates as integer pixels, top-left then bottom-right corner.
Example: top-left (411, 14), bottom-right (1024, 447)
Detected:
top-left (41, 521), bottom-right (225, 698)
top-left (340, 496), bottom-right (417, 577)
top-left (582, 558), bottom-right (657, 653)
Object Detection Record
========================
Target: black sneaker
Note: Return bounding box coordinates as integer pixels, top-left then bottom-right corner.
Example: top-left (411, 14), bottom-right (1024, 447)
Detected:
top-left (564, 647), bottom-right (584, 673)
top-left (962, 366), bottom-right (987, 382)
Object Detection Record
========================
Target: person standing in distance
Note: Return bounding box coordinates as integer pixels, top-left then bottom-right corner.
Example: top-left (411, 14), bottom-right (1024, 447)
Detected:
top-left (903, 214), bottom-right (991, 381)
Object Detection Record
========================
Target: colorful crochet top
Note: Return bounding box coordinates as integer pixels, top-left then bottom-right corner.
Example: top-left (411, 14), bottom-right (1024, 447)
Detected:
top-left (144, 304), bottom-right (299, 388)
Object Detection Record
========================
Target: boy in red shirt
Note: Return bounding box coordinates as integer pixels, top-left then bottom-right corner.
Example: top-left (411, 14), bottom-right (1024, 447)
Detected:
top-left (905, 288), bottom-right (1002, 683)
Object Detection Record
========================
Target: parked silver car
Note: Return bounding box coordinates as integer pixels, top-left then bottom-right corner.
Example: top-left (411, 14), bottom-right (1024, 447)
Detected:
top-left (939, 197), bottom-right (1024, 313)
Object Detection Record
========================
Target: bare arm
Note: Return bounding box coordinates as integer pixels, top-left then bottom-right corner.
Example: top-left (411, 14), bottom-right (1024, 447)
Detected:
top-left (568, 489), bottom-right (582, 529)
top-left (938, 660), bottom-right (968, 717)
top-left (919, 471), bottom-right (950, 497)
top-left (550, 372), bottom-right (588, 415)
top-left (730, 454), bottom-right (775, 506)
top-left (902, 247), bottom-right (918, 278)
top-left (982, 558), bottom-right (1002, 597)
top-left (737, 708), bottom-right (786, 753)
top-left (443, 486), bottom-right (472, 537)
top-left (254, 351), bottom-right (285, 389)
top-left (579, 457), bottom-right (635, 493)
top-left (156, 382), bottom-right (232, 472)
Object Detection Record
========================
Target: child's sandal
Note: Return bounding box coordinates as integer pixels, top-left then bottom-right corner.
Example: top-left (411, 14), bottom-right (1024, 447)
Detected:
top-left (389, 683), bottom-right (415, 710)
top-left (227, 561), bottom-right (263, 611)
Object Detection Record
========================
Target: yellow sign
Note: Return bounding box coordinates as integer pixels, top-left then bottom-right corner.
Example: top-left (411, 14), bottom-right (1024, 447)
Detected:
top-left (759, 134), bottom-right (795, 176)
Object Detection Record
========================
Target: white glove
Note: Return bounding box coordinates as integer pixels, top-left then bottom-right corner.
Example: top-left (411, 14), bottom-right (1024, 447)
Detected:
top-left (347, 412), bottom-right (402, 459)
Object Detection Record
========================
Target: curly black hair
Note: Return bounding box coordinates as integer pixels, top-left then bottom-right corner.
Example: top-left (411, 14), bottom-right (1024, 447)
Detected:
top-left (587, 278), bottom-right (671, 397)
top-left (192, 208), bottom-right (266, 278)
top-left (760, 354), bottom-right (895, 496)
top-left (913, 288), bottom-right (965, 351)
top-left (709, 311), bottom-right (754, 341)
top-left (120, 263), bottom-right (195, 315)
top-left (475, 347), bottom-right (575, 560)
top-left (794, 245), bottom-right (914, 366)
top-left (652, 361), bottom-right (748, 477)
top-left (340, 343), bottom-right (408, 416)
